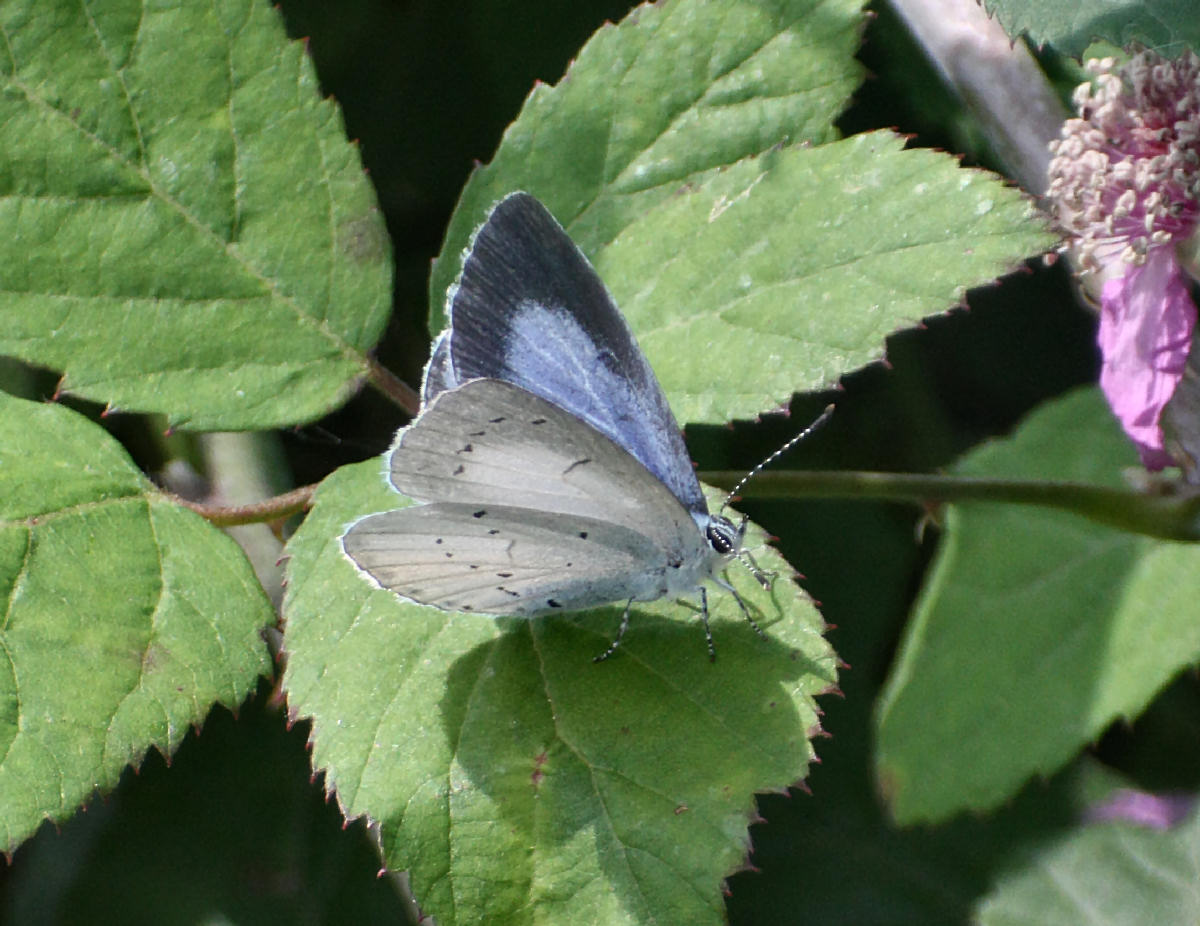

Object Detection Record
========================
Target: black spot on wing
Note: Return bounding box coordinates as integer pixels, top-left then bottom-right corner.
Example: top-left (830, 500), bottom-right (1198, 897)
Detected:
top-left (547, 599), bottom-right (562, 608)
top-left (578, 531), bottom-right (588, 540)
top-left (473, 510), bottom-right (487, 518)
top-left (457, 444), bottom-right (474, 454)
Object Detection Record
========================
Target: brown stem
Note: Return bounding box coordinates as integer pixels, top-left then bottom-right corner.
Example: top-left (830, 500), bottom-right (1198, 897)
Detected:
top-left (366, 355), bottom-right (420, 416)
top-left (170, 483), bottom-right (317, 527)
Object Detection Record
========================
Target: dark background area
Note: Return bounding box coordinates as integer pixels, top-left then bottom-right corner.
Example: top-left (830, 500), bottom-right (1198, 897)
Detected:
top-left (9, 1), bottom-right (1187, 923)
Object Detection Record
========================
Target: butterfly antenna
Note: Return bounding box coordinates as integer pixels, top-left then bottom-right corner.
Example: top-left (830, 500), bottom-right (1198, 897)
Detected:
top-left (719, 404), bottom-right (835, 515)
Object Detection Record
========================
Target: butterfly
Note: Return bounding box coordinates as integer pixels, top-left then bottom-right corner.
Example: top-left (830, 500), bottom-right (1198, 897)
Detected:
top-left (342, 192), bottom-right (782, 661)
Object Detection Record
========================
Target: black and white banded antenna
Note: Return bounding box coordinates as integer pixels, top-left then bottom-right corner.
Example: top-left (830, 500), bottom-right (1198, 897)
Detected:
top-left (714, 403), bottom-right (836, 590)
top-left (718, 403), bottom-right (836, 516)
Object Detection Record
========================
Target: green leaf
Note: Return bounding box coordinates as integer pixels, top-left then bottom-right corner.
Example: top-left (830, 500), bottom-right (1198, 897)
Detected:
top-left (0, 0), bottom-right (390, 431)
top-left (876, 387), bottom-right (1200, 824)
top-left (428, 0), bottom-right (1054, 426)
top-left (594, 133), bottom-right (1056, 424)
top-left (985, 0), bottom-right (1200, 59)
top-left (429, 0), bottom-right (870, 319)
top-left (977, 801), bottom-right (1200, 925)
top-left (282, 459), bottom-right (836, 926)
top-left (427, 2), bottom-right (1053, 426)
top-left (0, 392), bottom-right (274, 852)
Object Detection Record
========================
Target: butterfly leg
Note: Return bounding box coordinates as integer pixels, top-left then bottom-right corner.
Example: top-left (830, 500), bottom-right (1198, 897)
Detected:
top-left (699, 586), bottom-right (716, 662)
top-left (714, 575), bottom-right (768, 641)
top-left (738, 548), bottom-right (774, 589)
top-left (593, 597), bottom-right (636, 663)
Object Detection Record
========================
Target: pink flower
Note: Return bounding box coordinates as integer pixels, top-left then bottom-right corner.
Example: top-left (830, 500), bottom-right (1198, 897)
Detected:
top-left (1047, 51), bottom-right (1200, 469)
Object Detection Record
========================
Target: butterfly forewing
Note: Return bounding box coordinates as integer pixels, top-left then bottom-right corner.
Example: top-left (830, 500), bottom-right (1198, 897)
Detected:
top-left (388, 378), bottom-right (698, 539)
top-left (435, 193), bottom-right (707, 517)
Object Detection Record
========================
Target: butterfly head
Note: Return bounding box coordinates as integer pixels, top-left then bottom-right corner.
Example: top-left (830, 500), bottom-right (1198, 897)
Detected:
top-left (704, 513), bottom-right (772, 590)
top-left (704, 514), bottom-right (743, 557)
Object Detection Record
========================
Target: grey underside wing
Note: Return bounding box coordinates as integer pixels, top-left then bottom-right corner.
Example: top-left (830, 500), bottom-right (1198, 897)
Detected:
top-left (342, 379), bottom-right (710, 615)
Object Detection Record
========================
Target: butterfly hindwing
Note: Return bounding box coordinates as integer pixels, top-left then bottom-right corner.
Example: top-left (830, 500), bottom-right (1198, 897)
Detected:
top-left (343, 503), bottom-right (683, 616)
top-left (432, 193), bottom-right (707, 517)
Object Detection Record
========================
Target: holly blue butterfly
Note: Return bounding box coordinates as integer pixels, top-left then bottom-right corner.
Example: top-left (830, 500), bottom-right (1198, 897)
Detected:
top-left (342, 192), bottom-right (798, 660)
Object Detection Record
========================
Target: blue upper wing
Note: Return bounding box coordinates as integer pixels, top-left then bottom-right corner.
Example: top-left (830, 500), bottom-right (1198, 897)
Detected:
top-left (424, 192), bottom-right (707, 517)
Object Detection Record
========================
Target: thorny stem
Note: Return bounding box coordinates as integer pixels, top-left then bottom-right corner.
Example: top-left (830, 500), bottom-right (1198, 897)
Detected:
top-left (170, 483), bottom-right (316, 527)
top-left (703, 468), bottom-right (1200, 542)
top-left (366, 355), bottom-right (421, 417)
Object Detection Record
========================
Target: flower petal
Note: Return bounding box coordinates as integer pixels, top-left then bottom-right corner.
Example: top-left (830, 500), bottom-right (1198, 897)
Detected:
top-left (1097, 248), bottom-right (1197, 468)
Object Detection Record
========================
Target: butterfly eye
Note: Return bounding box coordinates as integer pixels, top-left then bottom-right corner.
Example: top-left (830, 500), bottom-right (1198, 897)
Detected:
top-left (705, 517), bottom-right (741, 556)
